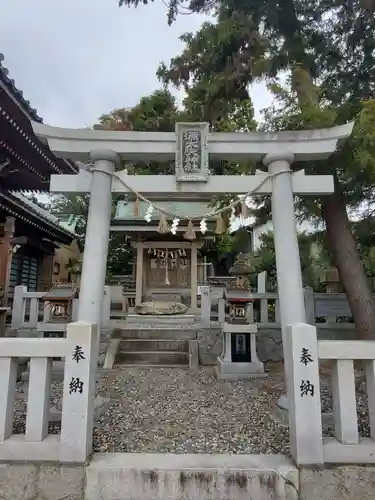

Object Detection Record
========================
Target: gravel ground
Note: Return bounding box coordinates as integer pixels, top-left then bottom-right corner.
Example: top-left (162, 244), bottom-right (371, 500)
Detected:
top-left (13, 362), bottom-right (371, 454)
top-left (94, 365), bottom-right (289, 454)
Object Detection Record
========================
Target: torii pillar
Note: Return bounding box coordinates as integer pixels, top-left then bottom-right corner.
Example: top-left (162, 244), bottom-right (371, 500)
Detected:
top-left (263, 152), bottom-right (307, 412)
top-left (78, 150), bottom-right (120, 325)
top-left (264, 151), bottom-right (306, 328)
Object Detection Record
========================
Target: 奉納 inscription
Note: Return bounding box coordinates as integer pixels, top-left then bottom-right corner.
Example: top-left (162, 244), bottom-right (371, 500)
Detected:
top-left (72, 345), bottom-right (85, 363)
top-left (300, 347), bottom-right (313, 365)
top-left (69, 377), bottom-right (84, 394)
top-left (300, 379), bottom-right (314, 397)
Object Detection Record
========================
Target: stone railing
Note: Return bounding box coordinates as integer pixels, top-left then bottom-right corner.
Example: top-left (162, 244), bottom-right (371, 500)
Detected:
top-left (0, 322), bottom-right (97, 462)
top-left (201, 285), bottom-right (356, 326)
top-left (122, 292), bottom-right (136, 313)
top-left (10, 285), bottom-right (111, 331)
top-left (318, 339), bottom-right (375, 463)
top-left (285, 322), bottom-right (375, 465)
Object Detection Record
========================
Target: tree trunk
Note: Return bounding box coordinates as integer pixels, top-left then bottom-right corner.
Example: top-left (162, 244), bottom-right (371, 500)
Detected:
top-left (289, 65), bottom-right (375, 339)
top-left (321, 193), bottom-right (375, 339)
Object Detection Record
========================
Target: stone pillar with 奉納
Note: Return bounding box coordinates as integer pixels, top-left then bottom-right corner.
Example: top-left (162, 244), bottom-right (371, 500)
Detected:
top-left (216, 253), bottom-right (265, 380)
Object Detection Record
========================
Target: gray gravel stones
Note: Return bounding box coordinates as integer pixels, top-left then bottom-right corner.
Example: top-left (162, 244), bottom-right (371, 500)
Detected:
top-left (93, 365), bottom-right (290, 454)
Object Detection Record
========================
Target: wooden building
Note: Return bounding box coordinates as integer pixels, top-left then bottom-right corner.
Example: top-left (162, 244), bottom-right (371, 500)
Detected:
top-left (0, 53), bottom-right (78, 321)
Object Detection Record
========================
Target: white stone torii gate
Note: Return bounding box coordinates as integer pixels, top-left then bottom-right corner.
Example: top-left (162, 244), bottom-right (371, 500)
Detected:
top-left (32, 121), bottom-right (354, 338)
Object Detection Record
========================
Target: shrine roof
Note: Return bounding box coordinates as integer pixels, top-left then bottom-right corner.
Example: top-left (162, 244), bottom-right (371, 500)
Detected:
top-left (0, 53), bottom-right (78, 191)
top-left (0, 55), bottom-right (42, 122)
top-left (1, 191), bottom-right (78, 244)
top-left (114, 201), bottom-right (215, 221)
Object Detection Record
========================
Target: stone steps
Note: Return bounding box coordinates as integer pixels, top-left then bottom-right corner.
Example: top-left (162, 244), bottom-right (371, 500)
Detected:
top-left (115, 350), bottom-right (189, 366)
top-left (119, 339), bottom-right (189, 352)
top-left (107, 325), bottom-right (198, 369)
top-left (113, 327), bottom-right (197, 340)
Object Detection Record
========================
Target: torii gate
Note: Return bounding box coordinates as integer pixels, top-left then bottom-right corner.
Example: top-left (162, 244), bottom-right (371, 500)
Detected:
top-left (32, 121), bottom-right (354, 337)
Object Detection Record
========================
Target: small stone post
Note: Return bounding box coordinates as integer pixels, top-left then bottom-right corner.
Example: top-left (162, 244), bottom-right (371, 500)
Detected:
top-left (257, 271), bottom-right (267, 293)
top-left (200, 285), bottom-right (211, 327)
top-left (60, 321), bottom-right (99, 462)
top-left (303, 287), bottom-right (315, 325)
top-left (101, 286), bottom-right (111, 328)
top-left (10, 285), bottom-right (27, 329)
top-left (218, 298), bottom-right (226, 323)
top-left (190, 242), bottom-right (199, 313)
top-left (284, 322), bottom-right (323, 465)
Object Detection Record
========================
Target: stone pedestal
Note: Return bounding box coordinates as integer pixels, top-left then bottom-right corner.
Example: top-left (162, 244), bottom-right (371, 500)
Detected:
top-left (216, 322), bottom-right (265, 380)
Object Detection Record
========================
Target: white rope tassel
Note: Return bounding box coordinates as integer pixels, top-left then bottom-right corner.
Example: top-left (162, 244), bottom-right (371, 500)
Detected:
top-left (171, 217), bottom-right (180, 235)
top-left (145, 204), bottom-right (154, 223)
top-left (200, 218), bottom-right (208, 234)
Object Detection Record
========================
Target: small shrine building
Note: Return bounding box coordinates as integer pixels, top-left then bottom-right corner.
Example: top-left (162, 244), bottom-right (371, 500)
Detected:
top-left (112, 199), bottom-right (216, 312)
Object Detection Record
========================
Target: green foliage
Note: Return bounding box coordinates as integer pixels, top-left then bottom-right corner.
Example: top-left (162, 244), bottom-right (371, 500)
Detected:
top-left (94, 89), bottom-right (184, 175)
top-left (248, 231), bottom-right (331, 291)
top-left (157, 13), bottom-right (264, 126)
top-left (97, 89), bottom-right (181, 133)
top-left (51, 194), bottom-right (133, 277)
top-left (149, 0), bottom-right (375, 214)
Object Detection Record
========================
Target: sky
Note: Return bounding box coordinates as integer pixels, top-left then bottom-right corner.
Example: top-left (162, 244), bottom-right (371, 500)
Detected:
top-left (0, 0), bottom-right (272, 128)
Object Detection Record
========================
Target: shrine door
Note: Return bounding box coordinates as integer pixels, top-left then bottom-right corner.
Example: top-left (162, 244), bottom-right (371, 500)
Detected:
top-left (147, 254), bottom-right (191, 288)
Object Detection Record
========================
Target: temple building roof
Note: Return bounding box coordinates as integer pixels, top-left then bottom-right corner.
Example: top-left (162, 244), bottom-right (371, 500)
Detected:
top-left (0, 53), bottom-right (78, 192)
top-left (0, 191), bottom-right (78, 244)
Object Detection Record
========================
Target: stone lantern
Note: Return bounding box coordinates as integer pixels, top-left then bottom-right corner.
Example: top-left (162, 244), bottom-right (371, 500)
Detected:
top-left (215, 253), bottom-right (265, 380)
top-left (226, 253), bottom-right (253, 324)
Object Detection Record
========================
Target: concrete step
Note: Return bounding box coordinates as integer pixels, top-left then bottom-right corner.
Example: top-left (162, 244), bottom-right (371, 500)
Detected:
top-left (113, 327), bottom-right (197, 340)
top-left (119, 339), bottom-right (188, 352)
top-left (115, 350), bottom-right (189, 366)
top-left (126, 314), bottom-right (196, 325)
top-left (85, 453), bottom-right (298, 500)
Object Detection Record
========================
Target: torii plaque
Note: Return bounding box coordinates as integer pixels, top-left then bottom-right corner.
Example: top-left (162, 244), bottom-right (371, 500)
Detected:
top-left (175, 122), bottom-right (209, 182)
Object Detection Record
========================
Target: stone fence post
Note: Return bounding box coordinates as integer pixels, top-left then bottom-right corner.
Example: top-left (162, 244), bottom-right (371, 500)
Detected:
top-left (60, 321), bottom-right (99, 462)
top-left (218, 298), bottom-right (226, 324)
top-left (200, 285), bottom-right (211, 327)
top-left (303, 286), bottom-right (315, 325)
top-left (11, 285), bottom-right (27, 328)
top-left (284, 322), bottom-right (323, 465)
top-left (101, 286), bottom-right (111, 328)
top-left (257, 271), bottom-right (267, 293)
